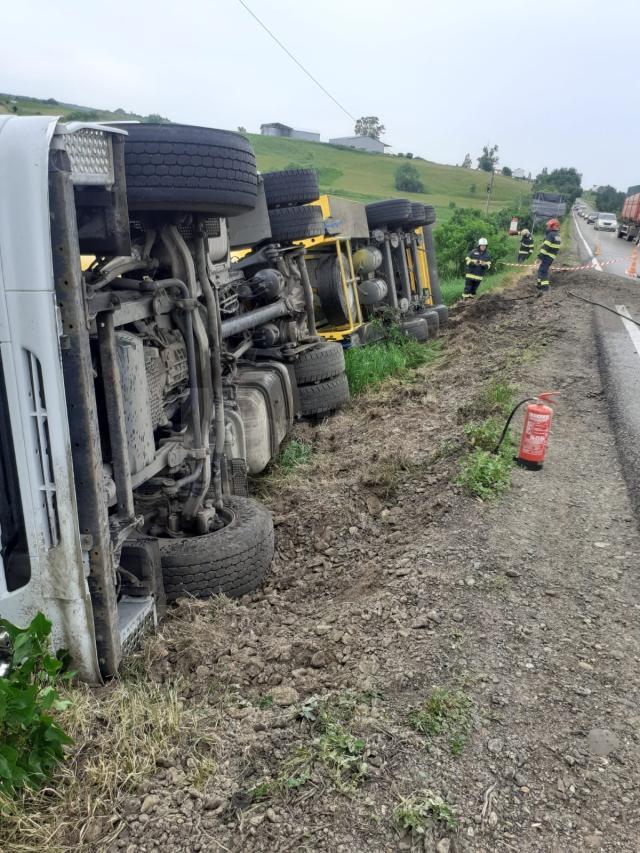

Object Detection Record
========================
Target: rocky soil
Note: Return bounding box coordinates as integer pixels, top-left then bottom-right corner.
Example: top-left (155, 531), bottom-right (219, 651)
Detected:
top-left (9, 268), bottom-right (640, 853)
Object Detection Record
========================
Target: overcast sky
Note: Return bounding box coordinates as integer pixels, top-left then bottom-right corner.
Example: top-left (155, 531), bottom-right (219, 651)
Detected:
top-left (3, 0), bottom-right (637, 190)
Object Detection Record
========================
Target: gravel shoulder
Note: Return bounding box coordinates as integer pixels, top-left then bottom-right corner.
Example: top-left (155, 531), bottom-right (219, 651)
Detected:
top-left (7, 264), bottom-right (640, 853)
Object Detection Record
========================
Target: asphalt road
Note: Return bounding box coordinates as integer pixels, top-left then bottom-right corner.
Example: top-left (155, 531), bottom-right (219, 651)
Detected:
top-left (574, 211), bottom-right (640, 517)
top-left (572, 209), bottom-right (637, 277)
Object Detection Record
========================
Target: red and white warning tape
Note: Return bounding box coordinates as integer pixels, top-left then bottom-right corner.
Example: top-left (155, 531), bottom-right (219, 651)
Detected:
top-left (503, 257), bottom-right (632, 273)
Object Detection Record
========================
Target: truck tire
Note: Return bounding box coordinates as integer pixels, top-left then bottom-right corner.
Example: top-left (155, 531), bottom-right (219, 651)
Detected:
top-left (294, 342), bottom-right (345, 384)
top-left (269, 205), bottom-right (324, 242)
top-left (399, 316), bottom-right (429, 342)
top-left (297, 374), bottom-right (350, 416)
top-left (366, 199), bottom-right (412, 228)
top-left (263, 169), bottom-right (320, 208)
top-left (435, 304), bottom-right (449, 327)
top-left (418, 308), bottom-right (439, 336)
top-left (117, 123), bottom-right (257, 215)
top-left (423, 205), bottom-right (436, 225)
top-left (406, 203), bottom-right (427, 227)
top-left (158, 496), bottom-right (273, 601)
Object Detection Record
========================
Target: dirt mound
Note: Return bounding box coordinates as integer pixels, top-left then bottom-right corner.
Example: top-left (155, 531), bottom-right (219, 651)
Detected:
top-left (449, 290), bottom-right (521, 325)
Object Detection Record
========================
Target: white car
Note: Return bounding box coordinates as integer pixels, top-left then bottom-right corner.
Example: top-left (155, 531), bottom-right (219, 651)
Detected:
top-left (595, 212), bottom-right (618, 232)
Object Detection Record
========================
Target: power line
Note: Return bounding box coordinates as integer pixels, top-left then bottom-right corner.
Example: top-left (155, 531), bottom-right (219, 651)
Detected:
top-left (235, 0), bottom-right (356, 122)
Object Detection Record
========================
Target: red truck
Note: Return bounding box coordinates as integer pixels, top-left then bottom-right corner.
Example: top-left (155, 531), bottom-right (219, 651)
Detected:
top-left (617, 191), bottom-right (640, 241)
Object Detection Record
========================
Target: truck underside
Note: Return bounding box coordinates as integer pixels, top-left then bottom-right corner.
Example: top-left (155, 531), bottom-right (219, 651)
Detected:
top-left (0, 118), bottom-right (350, 680)
top-left (0, 119), bottom-right (445, 682)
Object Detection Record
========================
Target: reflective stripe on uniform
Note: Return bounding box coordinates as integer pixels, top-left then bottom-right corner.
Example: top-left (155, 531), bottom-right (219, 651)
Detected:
top-left (465, 273), bottom-right (483, 281)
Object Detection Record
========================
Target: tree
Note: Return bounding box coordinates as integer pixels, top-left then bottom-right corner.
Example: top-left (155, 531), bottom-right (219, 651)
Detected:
top-left (533, 166), bottom-right (582, 206)
top-left (354, 116), bottom-right (385, 140)
top-left (502, 166), bottom-right (512, 177)
top-left (405, 152), bottom-right (413, 159)
top-left (237, 126), bottom-right (247, 133)
top-left (595, 185), bottom-right (625, 213)
top-left (395, 163), bottom-right (424, 193)
top-left (143, 113), bottom-right (171, 123)
top-left (461, 153), bottom-right (472, 169)
top-left (477, 144), bottom-right (499, 172)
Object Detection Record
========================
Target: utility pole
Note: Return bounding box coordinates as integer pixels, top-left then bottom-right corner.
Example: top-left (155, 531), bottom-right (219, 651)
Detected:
top-left (485, 168), bottom-right (495, 215)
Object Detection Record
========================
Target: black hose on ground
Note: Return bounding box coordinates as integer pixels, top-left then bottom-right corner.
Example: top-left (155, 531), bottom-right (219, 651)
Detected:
top-left (493, 399), bottom-right (535, 454)
top-left (566, 291), bottom-right (640, 328)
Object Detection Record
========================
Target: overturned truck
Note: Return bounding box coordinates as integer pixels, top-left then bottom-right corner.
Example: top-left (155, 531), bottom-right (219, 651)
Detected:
top-left (0, 118), bottom-right (349, 681)
top-left (232, 169), bottom-right (448, 348)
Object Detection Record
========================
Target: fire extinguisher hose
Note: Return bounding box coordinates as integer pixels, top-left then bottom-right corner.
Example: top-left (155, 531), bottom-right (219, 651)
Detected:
top-left (493, 398), bottom-right (535, 454)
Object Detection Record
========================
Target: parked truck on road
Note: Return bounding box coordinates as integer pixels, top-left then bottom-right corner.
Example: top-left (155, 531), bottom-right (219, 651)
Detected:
top-left (617, 191), bottom-right (640, 241)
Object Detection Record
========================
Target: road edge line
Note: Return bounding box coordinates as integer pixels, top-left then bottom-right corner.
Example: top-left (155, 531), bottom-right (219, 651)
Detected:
top-left (615, 304), bottom-right (640, 357)
top-left (572, 212), bottom-right (603, 272)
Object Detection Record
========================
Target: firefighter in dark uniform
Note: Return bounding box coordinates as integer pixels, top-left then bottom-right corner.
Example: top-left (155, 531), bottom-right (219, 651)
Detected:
top-left (463, 237), bottom-right (491, 299)
top-left (537, 218), bottom-right (561, 294)
top-left (517, 228), bottom-right (534, 263)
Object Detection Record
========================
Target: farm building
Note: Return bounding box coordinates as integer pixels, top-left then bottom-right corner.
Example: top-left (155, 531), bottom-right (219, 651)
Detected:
top-left (260, 122), bottom-right (320, 143)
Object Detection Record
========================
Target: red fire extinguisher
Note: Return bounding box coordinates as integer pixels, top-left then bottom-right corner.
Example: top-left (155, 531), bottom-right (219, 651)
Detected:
top-left (516, 392), bottom-right (559, 470)
top-left (493, 391), bottom-right (559, 470)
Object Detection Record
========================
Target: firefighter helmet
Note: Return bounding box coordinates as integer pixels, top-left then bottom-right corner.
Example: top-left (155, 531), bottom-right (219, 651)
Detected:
top-left (546, 218), bottom-right (560, 230)
top-left (521, 228), bottom-right (530, 236)
top-left (478, 237), bottom-right (488, 246)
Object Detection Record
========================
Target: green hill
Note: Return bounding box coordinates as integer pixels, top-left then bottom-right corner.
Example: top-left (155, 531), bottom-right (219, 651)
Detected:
top-left (249, 134), bottom-right (531, 223)
top-left (0, 93), bottom-right (167, 124)
top-left (0, 93), bottom-right (530, 223)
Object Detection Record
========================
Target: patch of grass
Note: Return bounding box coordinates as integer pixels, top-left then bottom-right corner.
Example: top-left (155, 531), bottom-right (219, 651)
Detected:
top-left (0, 679), bottom-right (213, 851)
top-left (345, 331), bottom-right (442, 395)
top-left (249, 693), bottom-right (369, 801)
top-left (315, 720), bottom-right (367, 793)
top-left (477, 378), bottom-right (518, 417)
top-left (256, 694), bottom-right (274, 709)
top-left (464, 416), bottom-right (504, 452)
top-left (408, 688), bottom-right (473, 756)
top-left (278, 439), bottom-right (312, 474)
top-left (456, 446), bottom-right (512, 500)
top-left (456, 380), bottom-right (518, 499)
top-left (248, 780), bottom-right (273, 802)
top-left (394, 790), bottom-right (458, 836)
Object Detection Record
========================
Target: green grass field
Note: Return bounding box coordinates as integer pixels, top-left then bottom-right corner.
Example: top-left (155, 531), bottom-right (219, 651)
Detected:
top-left (0, 93), bottom-right (158, 123)
top-left (249, 134), bottom-right (531, 223)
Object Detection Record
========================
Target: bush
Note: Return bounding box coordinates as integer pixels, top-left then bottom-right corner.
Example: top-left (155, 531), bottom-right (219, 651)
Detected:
top-left (502, 166), bottom-right (512, 177)
top-left (0, 613), bottom-right (73, 794)
top-left (395, 163), bottom-right (424, 193)
top-left (434, 208), bottom-right (510, 279)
